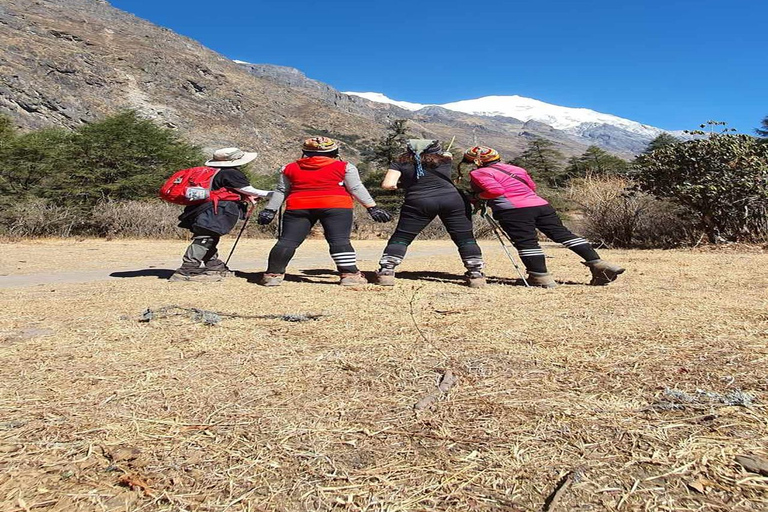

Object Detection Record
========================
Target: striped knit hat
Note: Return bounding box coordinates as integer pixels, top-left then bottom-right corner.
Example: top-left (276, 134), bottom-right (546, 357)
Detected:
top-left (463, 146), bottom-right (501, 166)
top-left (302, 136), bottom-right (339, 153)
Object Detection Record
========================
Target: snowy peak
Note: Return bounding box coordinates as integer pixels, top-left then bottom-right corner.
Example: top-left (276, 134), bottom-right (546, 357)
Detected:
top-left (343, 92), bottom-right (426, 112)
top-left (344, 92), bottom-right (667, 139)
top-left (441, 96), bottom-right (663, 137)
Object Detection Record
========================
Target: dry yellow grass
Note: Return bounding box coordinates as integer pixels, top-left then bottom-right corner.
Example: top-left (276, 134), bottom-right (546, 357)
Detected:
top-left (0, 240), bottom-right (767, 511)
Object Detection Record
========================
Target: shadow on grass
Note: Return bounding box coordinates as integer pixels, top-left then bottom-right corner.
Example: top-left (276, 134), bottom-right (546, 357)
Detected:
top-left (235, 268), bottom-right (587, 287)
top-left (378, 270), bottom-right (585, 287)
top-left (110, 269), bottom-right (175, 279)
top-left (235, 269), bottom-right (335, 285)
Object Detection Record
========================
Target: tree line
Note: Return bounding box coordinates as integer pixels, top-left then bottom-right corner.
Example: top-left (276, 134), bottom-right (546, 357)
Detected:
top-left (0, 111), bottom-right (203, 209)
top-left (1, 111), bottom-right (766, 244)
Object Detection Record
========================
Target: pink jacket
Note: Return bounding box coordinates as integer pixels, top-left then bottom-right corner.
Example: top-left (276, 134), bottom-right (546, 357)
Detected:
top-left (469, 163), bottom-right (549, 211)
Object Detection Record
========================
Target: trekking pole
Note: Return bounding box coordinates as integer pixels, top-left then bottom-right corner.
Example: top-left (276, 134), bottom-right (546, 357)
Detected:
top-left (225, 204), bottom-right (255, 267)
top-left (484, 215), bottom-right (530, 288)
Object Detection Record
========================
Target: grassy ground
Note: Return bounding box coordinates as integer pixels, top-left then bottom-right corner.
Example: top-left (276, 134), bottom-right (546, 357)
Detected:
top-left (0, 240), bottom-right (767, 511)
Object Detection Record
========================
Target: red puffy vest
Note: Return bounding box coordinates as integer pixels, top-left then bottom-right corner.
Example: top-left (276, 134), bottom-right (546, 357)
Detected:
top-left (159, 167), bottom-right (242, 212)
top-left (283, 159), bottom-right (353, 210)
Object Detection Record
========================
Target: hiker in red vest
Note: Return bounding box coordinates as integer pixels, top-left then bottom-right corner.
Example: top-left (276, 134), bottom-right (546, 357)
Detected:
top-left (170, 147), bottom-right (269, 282)
top-left (463, 145), bottom-right (625, 287)
top-left (257, 136), bottom-right (392, 286)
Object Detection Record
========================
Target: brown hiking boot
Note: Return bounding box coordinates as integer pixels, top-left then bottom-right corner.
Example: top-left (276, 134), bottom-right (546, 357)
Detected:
top-left (465, 271), bottom-right (487, 288)
top-left (259, 273), bottom-right (284, 286)
top-left (340, 272), bottom-right (368, 286)
top-left (526, 272), bottom-right (558, 288)
top-left (583, 259), bottom-right (625, 286)
top-left (169, 268), bottom-right (223, 282)
top-left (375, 270), bottom-right (396, 286)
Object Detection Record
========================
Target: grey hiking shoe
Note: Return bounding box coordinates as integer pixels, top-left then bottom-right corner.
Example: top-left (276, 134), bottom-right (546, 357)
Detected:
top-left (169, 268), bottom-right (223, 282)
top-left (340, 272), bottom-right (368, 286)
top-left (204, 259), bottom-right (232, 277)
top-left (375, 270), bottom-right (396, 286)
top-left (465, 271), bottom-right (487, 289)
top-left (583, 259), bottom-right (625, 286)
top-left (526, 272), bottom-right (558, 288)
top-left (259, 273), bottom-right (284, 287)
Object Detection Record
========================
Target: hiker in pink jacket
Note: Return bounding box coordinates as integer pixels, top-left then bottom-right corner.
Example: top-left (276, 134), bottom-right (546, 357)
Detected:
top-left (463, 146), bottom-right (624, 288)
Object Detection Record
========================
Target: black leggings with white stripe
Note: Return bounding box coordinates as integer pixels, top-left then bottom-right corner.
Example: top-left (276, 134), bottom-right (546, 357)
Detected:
top-left (494, 204), bottom-right (600, 274)
top-left (266, 208), bottom-right (358, 274)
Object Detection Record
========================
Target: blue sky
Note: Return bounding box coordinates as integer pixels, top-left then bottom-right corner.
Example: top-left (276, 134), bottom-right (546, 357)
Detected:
top-left (110, 0), bottom-right (766, 133)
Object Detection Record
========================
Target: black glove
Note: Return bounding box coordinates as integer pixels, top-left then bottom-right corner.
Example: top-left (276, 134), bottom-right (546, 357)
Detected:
top-left (367, 206), bottom-right (392, 223)
top-left (472, 200), bottom-right (487, 216)
top-left (257, 209), bottom-right (276, 225)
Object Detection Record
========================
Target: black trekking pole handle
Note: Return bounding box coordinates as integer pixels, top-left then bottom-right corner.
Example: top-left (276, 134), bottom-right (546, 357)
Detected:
top-left (225, 204), bottom-right (255, 267)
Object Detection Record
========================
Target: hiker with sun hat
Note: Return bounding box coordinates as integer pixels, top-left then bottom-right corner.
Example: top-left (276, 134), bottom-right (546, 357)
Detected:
top-left (462, 145), bottom-right (625, 287)
top-left (373, 139), bottom-right (486, 288)
top-left (169, 147), bottom-right (270, 282)
top-left (257, 136), bottom-right (392, 286)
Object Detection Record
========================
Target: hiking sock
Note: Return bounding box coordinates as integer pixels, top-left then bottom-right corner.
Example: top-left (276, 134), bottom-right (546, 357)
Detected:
top-left (462, 256), bottom-right (485, 275)
top-left (378, 254), bottom-right (403, 274)
top-left (330, 251), bottom-right (359, 273)
top-left (561, 237), bottom-right (600, 262)
top-left (517, 248), bottom-right (547, 274)
top-left (455, 238), bottom-right (483, 266)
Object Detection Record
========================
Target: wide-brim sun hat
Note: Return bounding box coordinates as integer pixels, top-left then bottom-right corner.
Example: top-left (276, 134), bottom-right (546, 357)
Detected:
top-left (302, 136), bottom-right (339, 153)
top-left (205, 147), bottom-right (258, 167)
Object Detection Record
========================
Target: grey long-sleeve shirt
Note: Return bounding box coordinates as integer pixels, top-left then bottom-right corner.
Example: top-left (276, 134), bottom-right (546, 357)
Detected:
top-left (264, 162), bottom-right (375, 211)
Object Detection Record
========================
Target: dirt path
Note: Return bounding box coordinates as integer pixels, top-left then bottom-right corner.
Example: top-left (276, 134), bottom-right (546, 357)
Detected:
top-left (0, 241), bottom-right (468, 288)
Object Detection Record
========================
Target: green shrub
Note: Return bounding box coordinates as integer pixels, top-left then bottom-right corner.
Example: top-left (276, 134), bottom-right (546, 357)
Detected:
top-left (0, 111), bottom-right (205, 208)
top-left (634, 128), bottom-right (768, 243)
top-left (57, 111), bottom-right (204, 206)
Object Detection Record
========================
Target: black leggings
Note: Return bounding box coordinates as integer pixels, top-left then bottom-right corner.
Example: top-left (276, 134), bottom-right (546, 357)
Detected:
top-left (379, 192), bottom-right (483, 271)
top-left (266, 208), bottom-right (358, 274)
top-left (494, 205), bottom-right (599, 273)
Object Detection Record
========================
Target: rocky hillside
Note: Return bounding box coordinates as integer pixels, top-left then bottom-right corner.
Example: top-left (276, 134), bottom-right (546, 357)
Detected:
top-left (0, 0), bottom-right (387, 169)
top-left (0, 0), bottom-right (647, 174)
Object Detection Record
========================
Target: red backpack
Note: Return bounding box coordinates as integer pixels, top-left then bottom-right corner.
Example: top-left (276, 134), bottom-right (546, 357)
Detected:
top-left (159, 167), bottom-right (242, 211)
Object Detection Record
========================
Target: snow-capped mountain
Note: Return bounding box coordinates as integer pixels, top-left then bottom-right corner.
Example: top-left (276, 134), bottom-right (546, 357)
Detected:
top-left (345, 92), bottom-right (670, 140)
top-left (233, 60), bottom-right (673, 156)
top-left (344, 92), bottom-right (427, 113)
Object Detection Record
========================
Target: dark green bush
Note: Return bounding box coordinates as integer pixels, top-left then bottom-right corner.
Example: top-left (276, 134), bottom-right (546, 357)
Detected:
top-left (0, 111), bottom-right (204, 209)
